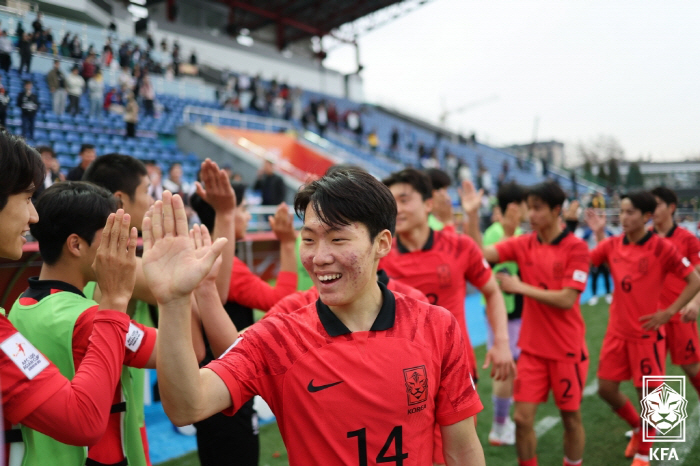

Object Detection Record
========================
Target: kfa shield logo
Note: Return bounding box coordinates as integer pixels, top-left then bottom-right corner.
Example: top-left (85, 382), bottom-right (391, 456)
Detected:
top-left (437, 264), bottom-right (451, 288)
top-left (641, 376), bottom-right (688, 442)
top-left (403, 365), bottom-right (428, 405)
top-left (639, 257), bottom-right (649, 274)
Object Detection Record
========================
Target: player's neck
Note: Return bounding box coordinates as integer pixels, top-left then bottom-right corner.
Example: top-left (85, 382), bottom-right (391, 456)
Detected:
top-left (397, 223), bottom-right (431, 252)
top-left (39, 263), bottom-right (88, 293)
top-left (536, 222), bottom-right (562, 244)
top-left (625, 227), bottom-right (647, 244)
top-left (654, 217), bottom-right (674, 237)
top-left (329, 280), bottom-right (383, 332)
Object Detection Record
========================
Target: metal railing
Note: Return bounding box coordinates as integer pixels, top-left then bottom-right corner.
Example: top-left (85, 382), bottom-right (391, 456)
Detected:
top-left (182, 106), bottom-right (293, 133)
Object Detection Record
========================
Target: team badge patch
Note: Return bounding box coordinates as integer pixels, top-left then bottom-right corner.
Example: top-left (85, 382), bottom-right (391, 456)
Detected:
top-left (125, 323), bottom-right (145, 352)
top-left (1, 333), bottom-right (50, 380)
top-left (437, 264), bottom-right (451, 288)
top-left (573, 270), bottom-right (588, 283)
top-left (403, 365), bottom-right (428, 405)
top-left (639, 257), bottom-right (649, 274)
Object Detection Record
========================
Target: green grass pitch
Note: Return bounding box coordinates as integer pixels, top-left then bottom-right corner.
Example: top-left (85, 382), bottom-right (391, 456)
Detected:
top-left (159, 301), bottom-right (700, 465)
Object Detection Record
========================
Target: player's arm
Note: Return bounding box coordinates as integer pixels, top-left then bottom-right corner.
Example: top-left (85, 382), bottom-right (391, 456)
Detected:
top-left (478, 276), bottom-right (515, 380)
top-left (459, 180), bottom-right (503, 263)
top-left (192, 224), bottom-right (240, 357)
top-left (441, 418), bottom-right (486, 466)
top-left (585, 208), bottom-right (608, 245)
top-left (680, 264), bottom-right (700, 322)
top-left (498, 272), bottom-right (580, 309)
top-left (92, 258), bottom-right (157, 305)
top-left (641, 268), bottom-right (700, 331)
top-left (194, 159), bottom-right (236, 305)
top-left (142, 192), bottom-right (233, 425)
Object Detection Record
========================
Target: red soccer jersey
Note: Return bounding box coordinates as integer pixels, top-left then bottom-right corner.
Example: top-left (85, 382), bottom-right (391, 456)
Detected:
top-left (591, 232), bottom-right (694, 341)
top-left (379, 229), bottom-right (491, 348)
top-left (17, 279), bottom-right (157, 464)
top-left (655, 224), bottom-right (700, 319)
top-left (227, 257), bottom-right (298, 311)
top-left (267, 272), bottom-right (429, 317)
top-left (495, 231), bottom-right (589, 361)
top-left (206, 284), bottom-right (483, 466)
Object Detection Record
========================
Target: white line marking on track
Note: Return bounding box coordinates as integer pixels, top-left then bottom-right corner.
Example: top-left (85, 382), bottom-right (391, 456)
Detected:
top-left (660, 405), bottom-right (700, 466)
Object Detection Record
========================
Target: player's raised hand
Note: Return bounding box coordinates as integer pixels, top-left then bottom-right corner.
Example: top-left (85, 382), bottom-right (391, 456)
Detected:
top-left (639, 309), bottom-right (673, 331)
top-left (269, 203), bottom-right (296, 243)
top-left (459, 180), bottom-right (483, 215)
top-left (194, 158), bottom-right (236, 213)
top-left (142, 191), bottom-right (227, 305)
top-left (190, 223), bottom-right (222, 288)
top-left (565, 200), bottom-right (580, 221)
top-left (584, 208), bottom-right (606, 233)
top-left (93, 209), bottom-right (138, 312)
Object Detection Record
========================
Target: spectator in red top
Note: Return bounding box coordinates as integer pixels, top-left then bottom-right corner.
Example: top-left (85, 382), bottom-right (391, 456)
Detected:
top-left (81, 53), bottom-right (97, 82)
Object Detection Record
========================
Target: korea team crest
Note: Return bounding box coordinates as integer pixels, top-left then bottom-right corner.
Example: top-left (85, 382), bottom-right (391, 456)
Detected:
top-left (641, 376), bottom-right (688, 442)
top-left (403, 365), bottom-right (428, 405)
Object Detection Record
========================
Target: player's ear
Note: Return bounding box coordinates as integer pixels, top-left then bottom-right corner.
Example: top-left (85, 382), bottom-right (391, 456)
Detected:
top-left (374, 229), bottom-right (392, 259)
top-left (65, 233), bottom-right (83, 258)
top-left (113, 191), bottom-right (125, 209)
top-left (424, 197), bottom-right (434, 214)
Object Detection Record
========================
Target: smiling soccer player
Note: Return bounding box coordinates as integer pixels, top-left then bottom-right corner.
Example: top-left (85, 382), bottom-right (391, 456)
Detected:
top-left (147, 168), bottom-right (486, 466)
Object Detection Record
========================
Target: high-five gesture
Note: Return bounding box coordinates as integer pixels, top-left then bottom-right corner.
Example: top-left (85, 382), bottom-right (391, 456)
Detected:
top-left (93, 209), bottom-right (138, 312)
top-left (142, 191), bottom-right (227, 305)
top-left (584, 208), bottom-right (606, 233)
top-left (459, 179), bottom-right (484, 215)
top-left (269, 203), bottom-right (296, 244)
top-left (194, 159), bottom-right (236, 213)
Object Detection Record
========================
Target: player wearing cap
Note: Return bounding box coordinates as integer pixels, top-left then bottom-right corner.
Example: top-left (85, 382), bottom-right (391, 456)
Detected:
top-left (650, 186), bottom-right (700, 397)
top-left (586, 192), bottom-right (700, 466)
top-left (147, 168), bottom-right (486, 466)
top-left (465, 180), bottom-right (590, 466)
top-left (0, 131), bottom-right (135, 457)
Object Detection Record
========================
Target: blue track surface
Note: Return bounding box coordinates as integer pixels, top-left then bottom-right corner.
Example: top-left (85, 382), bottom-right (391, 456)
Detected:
top-left (148, 277), bottom-right (610, 464)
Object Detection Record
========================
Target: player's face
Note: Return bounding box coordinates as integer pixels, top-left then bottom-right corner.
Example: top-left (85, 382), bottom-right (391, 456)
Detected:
top-left (79, 227), bottom-right (104, 282)
top-left (300, 206), bottom-right (390, 307)
top-left (653, 196), bottom-right (673, 225)
top-left (620, 198), bottom-right (649, 234)
top-left (234, 199), bottom-right (251, 241)
top-left (0, 191), bottom-right (38, 260)
top-left (389, 183), bottom-right (432, 234)
top-left (527, 196), bottom-right (556, 232)
top-left (431, 188), bottom-right (452, 220)
top-left (121, 175), bottom-right (153, 231)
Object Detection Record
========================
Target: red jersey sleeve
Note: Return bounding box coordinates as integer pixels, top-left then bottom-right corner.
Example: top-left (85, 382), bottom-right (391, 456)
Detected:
top-left (687, 233), bottom-right (700, 266)
top-left (4, 311), bottom-right (130, 445)
top-left (435, 310), bottom-right (483, 426)
top-left (73, 308), bottom-right (156, 370)
top-left (461, 236), bottom-right (492, 289)
top-left (661, 240), bottom-right (694, 281)
top-left (590, 237), bottom-right (612, 267)
top-left (228, 257), bottom-right (298, 311)
top-left (388, 279), bottom-right (429, 303)
top-left (266, 288), bottom-right (319, 317)
top-left (494, 235), bottom-right (525, 264)
top-left (561, 240), bottom-right (590, 292)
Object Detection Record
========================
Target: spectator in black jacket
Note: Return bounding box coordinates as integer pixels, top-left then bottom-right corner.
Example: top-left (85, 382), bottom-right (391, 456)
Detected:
top-left (17, 80), bottom-right (39, 139)
top-left (253, 159), bottom-right (286, 206)
top-left (18, 33), bottom-right (32, 74)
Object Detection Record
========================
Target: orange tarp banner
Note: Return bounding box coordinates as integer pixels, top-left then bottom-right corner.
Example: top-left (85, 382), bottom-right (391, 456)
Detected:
top-left (206, 126), bottom-right (334, 180)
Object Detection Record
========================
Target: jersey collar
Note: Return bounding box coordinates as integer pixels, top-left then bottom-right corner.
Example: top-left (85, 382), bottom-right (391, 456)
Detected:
top-left (396, 229), bottom-right (435, 254)
top-left (623, 231), bottom-right (653, 245)
top-left (376, 269), bottom-right (390, 286)
top-left (537, 228), bottom-right (570, 246)
top-left (25, 277), bottom-right (86, 298)
top-left (315, 281), bottom-right (396, 337)
top-left (652, 223), bottom-right (677, 238)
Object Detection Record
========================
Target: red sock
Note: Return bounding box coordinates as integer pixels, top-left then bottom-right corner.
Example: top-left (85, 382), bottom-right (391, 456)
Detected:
top-left (614, 400), bottom-right (641, 428)
top-left (564, 458), bottom-right (582, 466)
top-left (690, 370), bottom-right (700, 396)
top-left (638, 425), bottom-right (655, 456)
top-left (519, 457), bottom-right (538, 466)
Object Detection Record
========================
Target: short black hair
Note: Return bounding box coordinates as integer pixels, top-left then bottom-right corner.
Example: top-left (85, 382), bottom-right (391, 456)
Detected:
top-left (621, 191), bottom-right (657, 215)
top-left (83, 153), bottom-right (147, 200)
top-left (424, 168), bottom-right (451, 191)
top-left (295, 167), bottom-right (396, 239)
top-left (0, 130), bottom-right (44, 210)
top-left (35, 145), bottom-right (55, 158)
top-left (31, 182), bottom-right (117, 265)
top-left (382, 168), bottom-right (433, 201)
top-left (79, 144), bottom-right (95, 154)
top-left (650, 186), bottom-right (678, 214)
top-left (527, 181), bottom-right (566, 210)
top-left (497, 182), bottom-right (527, 213)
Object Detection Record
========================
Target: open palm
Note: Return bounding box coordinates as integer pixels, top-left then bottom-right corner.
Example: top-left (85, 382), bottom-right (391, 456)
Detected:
top-left (459, 179), bottom-right (484, 214)
top-left (142, 192), bottom-right (226, 304)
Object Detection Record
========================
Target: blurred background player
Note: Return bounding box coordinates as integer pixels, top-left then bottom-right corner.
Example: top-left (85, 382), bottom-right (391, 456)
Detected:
top-left (466, 180), bottom-right (590, 466)
top-left (480, 182), bottom-right (528, 447)
top-left (650, 187), bottom-right (700, 398)
top-left (586, 192), bottom-right (700, 466)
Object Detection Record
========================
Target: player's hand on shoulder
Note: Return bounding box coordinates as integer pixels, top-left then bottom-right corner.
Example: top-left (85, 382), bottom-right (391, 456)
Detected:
top-left (142, 191), bottom-right (227, 305)
top-left (269, 203), bottom-right (297, 243)
top-left (93, 209), bottom-right (138, 312)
